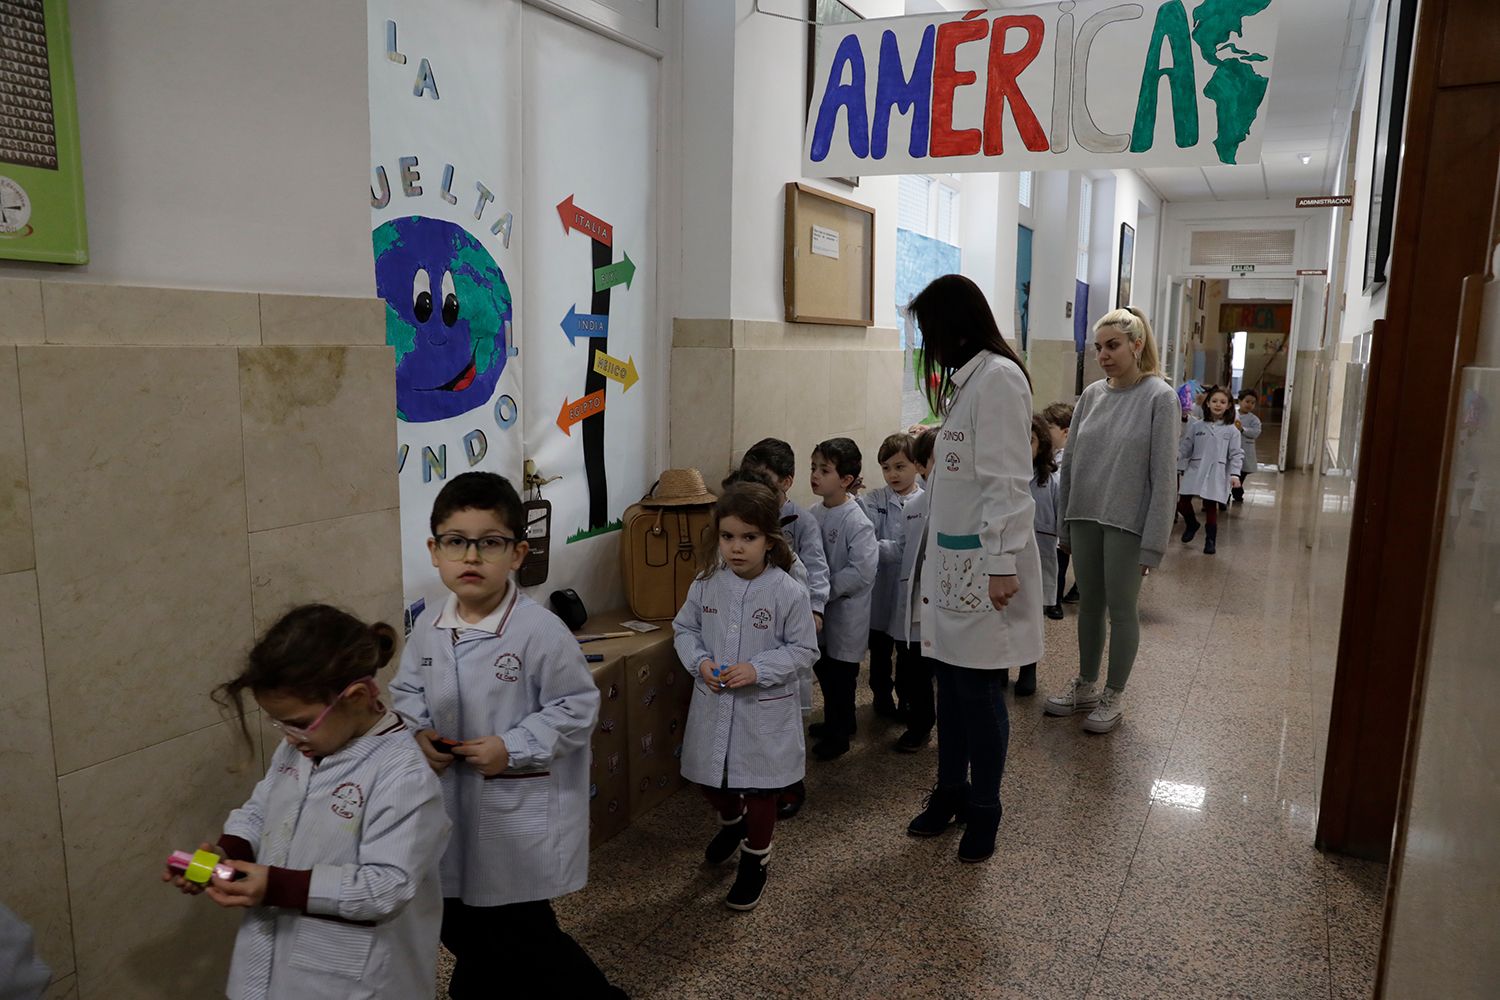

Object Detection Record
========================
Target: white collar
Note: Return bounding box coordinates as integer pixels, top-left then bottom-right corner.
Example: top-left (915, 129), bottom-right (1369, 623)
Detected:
top-left (435, 582), bottom-right (519, 635)
top-left (950, 351), bottom-right (989, 388)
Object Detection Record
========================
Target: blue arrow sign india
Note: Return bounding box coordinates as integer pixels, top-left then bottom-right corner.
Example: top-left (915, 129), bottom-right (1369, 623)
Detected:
top-left (560, 304), bottom-right (610, 346)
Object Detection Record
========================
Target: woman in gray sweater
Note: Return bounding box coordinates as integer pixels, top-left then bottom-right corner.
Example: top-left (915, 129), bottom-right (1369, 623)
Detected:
top-left (1045, 307), bottom-right (1179, 733)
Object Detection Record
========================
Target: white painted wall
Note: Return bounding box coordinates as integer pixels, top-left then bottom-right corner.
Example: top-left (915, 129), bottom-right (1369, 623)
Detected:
top-left (674, 0), bottom-right (736, 319)
top-left (1337, 4), bottom-right (1392, 345)
top-left (0, 0), bottom-right (374, 296)
top-left (1029, 170), bottom-right (1082, 344)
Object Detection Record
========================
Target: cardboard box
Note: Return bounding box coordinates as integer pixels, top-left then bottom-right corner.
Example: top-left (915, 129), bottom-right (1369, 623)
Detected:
top-left (625, 637), bottom-right (692, 820)
top-left (587, 655), bottom-right (630, 848)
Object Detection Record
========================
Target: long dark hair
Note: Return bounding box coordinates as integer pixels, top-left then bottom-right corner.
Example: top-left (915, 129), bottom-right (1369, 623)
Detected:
top-left (909, 274), bottom-right (1031, 417)
top-left (697, 482), bottom-right (795, 580)
top-left (215, 604), bottom-right (397, 748)
top-left (1030, 414), bottom-right (1058, 486)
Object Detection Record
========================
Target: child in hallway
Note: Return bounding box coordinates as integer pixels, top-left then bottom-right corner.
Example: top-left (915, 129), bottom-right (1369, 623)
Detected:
top-left (1233, 390), bottom-right (1262, 503)
top-left (859, 432), bottom-right (924, 721)
top-left (888, 428), bottom-right (937, 751)
top-left (166, 605), bottom-right (450, 1000)
top-left (674, 481), bottom-right (820, 911)
top-left (1042, 402), bottom-right (1078, 606)
top-left (1178, 386), bottom-right (1244, 555)
top-left (388, 473), bottom-right (623, 999)
top-left (740, 438), bottom-right (829, 818)
top-left (1021, 413), bottom-right (1061, 654)
top-left (807, 437), bottom-right (879, 761)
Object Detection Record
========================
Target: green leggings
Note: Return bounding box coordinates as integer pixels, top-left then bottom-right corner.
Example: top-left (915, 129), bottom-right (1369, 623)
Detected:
top-left (1068, 520), bottom-right (1146, 692)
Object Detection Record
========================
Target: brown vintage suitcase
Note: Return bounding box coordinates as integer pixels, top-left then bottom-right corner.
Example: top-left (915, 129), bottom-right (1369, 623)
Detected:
top-left (619, 469), bottom-right (716, 621)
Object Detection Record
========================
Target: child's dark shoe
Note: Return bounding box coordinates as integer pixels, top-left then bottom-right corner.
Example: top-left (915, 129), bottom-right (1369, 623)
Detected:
top-left (1063, 585), bottom-right (1080, 604)
top-left (725, 845), bottom-right (770, 911)
top-left (704, 815), bottom-right (746, 865)
top-left (893, 729), bottom-right (931, 753)
top-left (1045, 604), bottom-right (1065, 620)
top-left (776, 781), bottom-right (806, 820)
top-left (812, 737), bottom-right (850, 761)
top-left (1014, 664), bottom-right (1037, 697)
top-left (808, 719), bottom-right (855, 740)
top-left (907, 784), bottom-right (968, 836)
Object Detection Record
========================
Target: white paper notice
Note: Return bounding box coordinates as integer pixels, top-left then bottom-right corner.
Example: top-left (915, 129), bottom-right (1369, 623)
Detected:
top-left (811, 225), bottom-right (840, 259)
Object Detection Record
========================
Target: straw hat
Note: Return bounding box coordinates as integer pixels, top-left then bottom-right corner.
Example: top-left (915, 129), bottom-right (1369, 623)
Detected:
top-left (641, 468), bottom-right (717, 507)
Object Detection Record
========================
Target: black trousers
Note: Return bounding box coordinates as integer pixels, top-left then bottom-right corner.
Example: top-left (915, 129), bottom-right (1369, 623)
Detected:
top-left (1056, 547), bottom-right (1071, 605)
top-left (442, 898), bottom-right (625, 999)
top-left (867, 629), bottom-right (896, 702)
top-left (894, 642), bottom-right (936, 736)
top-left (814, 655), bottom-right (860, 737)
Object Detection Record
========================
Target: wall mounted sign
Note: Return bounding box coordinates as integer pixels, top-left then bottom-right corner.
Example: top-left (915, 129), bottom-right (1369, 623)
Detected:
top-left (803, 0), bottom-right (1281, 178)
top-left (1231, 264), bottom-right (1256, 273)
top-left (1296, 195), bottom-right (1352, 208)
top-left (0, 0), bottom-right (88, 264)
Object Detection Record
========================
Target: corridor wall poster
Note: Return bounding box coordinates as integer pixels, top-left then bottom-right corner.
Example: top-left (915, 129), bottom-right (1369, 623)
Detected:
top-left (803, 0), bottom-right (1281, 178)
top-left (0, 0), bottom-right (88, 264)
top-left (368, 0), bottom-right (525, 626)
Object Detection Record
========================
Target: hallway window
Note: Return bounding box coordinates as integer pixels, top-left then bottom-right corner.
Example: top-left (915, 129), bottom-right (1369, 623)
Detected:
top-left (1232, 330), bottom-right (1248, 394)
top-left (1018, 170), bottom-right (1033, 209)
top-left (1077, 177), bottom-right (1093, 281)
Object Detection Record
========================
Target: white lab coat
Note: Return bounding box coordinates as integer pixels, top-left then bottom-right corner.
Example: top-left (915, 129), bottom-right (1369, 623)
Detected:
top-left (913, 351), bottom-right (1043, 671)
top-left (1178, 419), bottom-right (1245, 506)
top-left (859, 484), bottom-right (924, 637)
top-left (673, 565), bottom-right (820, 788)
top-left (389, 586), bottom-right (599, 908)
top-left (223, 713), bottom-right (449, 1000)
top-left (1237, 410), bottom-right (1262, 474)
top-left (811, 497), bottom-right (879, 662)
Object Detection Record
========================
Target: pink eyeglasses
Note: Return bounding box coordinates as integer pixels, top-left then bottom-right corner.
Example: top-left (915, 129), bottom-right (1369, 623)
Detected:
top-left (268, 677), bottom-right (379, 741)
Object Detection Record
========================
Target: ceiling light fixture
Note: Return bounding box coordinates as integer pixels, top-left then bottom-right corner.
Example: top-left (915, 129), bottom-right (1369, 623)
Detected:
top-left (1299, 154), bottom-right (1312, 165)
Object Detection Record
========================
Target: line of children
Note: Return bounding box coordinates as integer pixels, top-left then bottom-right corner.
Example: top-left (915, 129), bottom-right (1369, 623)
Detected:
top-left (1040, 403), bottom-right (1078, 607)
top-left (858, 433), bottom-right (925, 721)
top-left (1178, 385), bottom-right (1245, 555)
top-left (806, 437), bottom-right (879, 761)
top-left (672, 481), bottom-right (821, 910)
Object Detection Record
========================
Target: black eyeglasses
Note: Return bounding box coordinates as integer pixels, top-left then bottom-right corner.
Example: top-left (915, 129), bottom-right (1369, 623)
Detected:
top-left (433, 533), bottom-right (519, 563)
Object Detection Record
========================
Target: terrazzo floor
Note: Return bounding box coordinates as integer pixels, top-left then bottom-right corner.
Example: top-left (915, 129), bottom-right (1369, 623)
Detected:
top-left (440, 473), bottom-right (1387, 999)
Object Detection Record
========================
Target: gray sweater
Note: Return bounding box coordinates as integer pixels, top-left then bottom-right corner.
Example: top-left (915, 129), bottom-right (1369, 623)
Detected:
top-left (1058, 375), bottom-right (1181, 568)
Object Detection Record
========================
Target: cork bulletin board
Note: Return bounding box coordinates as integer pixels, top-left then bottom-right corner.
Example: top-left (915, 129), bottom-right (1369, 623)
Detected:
top-left (783, 182), bottom-right (874, 327)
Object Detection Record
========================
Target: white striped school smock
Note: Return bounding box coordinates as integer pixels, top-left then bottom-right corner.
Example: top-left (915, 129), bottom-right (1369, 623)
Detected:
top-left (674, 565), bottom-right (820, 789)
top-left (223, 712), bottom-right (449, 1000)
top-left (389, 585), bottom-right (599, 907)
top-left (811, 497), bottom-right (879, 662)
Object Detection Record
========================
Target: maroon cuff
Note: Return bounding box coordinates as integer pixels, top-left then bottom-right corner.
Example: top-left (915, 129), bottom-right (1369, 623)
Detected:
top-left (263, 867), bottom-right (312, 912)
top-left (216, 835), bottom-right (257, 863)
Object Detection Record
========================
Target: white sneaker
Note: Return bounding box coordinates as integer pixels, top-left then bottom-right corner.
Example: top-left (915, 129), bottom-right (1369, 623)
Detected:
top-left (1083, 688), bottom-right (1125, 733)
top-left (1044, 677), bottom-right (1100, 716)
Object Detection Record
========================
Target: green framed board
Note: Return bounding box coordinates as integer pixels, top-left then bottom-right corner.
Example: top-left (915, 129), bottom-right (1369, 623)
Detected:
top-left (0, 0), bottom-right (88, 264)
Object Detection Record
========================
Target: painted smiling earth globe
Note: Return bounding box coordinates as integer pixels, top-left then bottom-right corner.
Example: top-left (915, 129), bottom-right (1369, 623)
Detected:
top-left (373, 216), bottom-right (513, 423)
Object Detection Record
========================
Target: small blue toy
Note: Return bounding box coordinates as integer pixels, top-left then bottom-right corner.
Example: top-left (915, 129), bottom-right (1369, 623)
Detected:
top-left (712, 664), bottom-right (729, 690)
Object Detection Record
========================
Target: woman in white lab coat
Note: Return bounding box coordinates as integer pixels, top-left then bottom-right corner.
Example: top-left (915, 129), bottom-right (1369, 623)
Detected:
top-left (900, 274), bottom-right (1042, 864)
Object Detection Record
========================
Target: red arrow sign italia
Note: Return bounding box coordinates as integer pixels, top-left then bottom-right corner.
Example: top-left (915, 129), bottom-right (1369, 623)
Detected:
top-left (557, 195), bottom-right (613, 247)
top-left (556, 390), bottom-right (606, 436)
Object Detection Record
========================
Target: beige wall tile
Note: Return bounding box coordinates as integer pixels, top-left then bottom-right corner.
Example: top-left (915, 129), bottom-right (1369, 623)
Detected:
top-left (1029, 341), bottom-right (1079, 408)
top-left (259, 294), bottom-right (387, 346)
top-left (0, 571), bottom-right (73, 980)
top-left (865, 349), bottom-right (905, 442)
top-left (239, 345), bottom-right (398, 532)
top-left (668, 347), bottom-right (733, 476)
top-left (20, 346), bottom-right (254, 773)
top-left (59, 720), bottom-right (259, 1000)
top-left (731, 350), bottom-right (789, 454)
top-left (248, 508), bottom-right (403, 636)
top-left (738, 320), bottom-right (898, 352)
top-left (0, 347), bottom-right (34, 573)
top-left (671, 318), bottom-right (733, 349)
top-left (827, 350), bottom-right (868, 438)
top-left (0, 278), bottom-right (44, 345)
top-left (42, 283), bottom-right (260, 346)
top-left (779, 349), bottom-right (831, 455)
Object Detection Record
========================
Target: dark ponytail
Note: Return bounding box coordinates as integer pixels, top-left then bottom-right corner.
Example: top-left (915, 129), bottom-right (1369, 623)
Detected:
top-left (215, 605), bottom-right (398, 747)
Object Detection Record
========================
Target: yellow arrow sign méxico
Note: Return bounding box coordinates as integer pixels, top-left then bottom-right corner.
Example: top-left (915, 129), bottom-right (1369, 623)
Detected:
top-left (592, 351), bottom-right (639, 392)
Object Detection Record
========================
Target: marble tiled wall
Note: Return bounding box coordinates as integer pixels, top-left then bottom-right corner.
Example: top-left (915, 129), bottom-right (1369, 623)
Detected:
top-left (669, 319), bottom-right (903, 505)
top-left (1028, 339), bottom-right (1082, 408)
top-left (0, 278), bottom-right (400, 1000)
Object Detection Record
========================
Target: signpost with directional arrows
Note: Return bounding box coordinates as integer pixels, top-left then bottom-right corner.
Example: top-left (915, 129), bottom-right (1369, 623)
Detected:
top-left (557, 193), bottom-right (638, 537)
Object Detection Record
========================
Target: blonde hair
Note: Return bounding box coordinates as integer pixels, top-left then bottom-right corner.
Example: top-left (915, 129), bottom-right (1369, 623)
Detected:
top-left (1093, 307), bottom-right (1162, 378)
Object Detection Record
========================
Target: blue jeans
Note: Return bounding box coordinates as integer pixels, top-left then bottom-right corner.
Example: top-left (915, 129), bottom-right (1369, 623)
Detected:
top-left (934, 660), bottom-right (1010, 809)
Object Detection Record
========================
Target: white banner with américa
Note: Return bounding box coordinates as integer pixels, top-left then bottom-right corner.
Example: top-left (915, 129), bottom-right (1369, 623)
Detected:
top-left (803, 0), bottom-right (1280, 178)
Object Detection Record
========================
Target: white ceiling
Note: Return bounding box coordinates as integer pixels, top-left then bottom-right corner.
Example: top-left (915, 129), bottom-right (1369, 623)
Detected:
top-left (958, 0), bottom-right (1381, 203)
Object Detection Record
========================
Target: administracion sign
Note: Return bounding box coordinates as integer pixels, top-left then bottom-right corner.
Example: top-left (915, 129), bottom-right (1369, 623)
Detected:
top-left (804, 0), bottom-right (1280, 178)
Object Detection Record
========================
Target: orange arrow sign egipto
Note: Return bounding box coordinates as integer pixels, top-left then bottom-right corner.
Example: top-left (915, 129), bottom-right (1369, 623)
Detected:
top-left (556, 390), bottom-right (606, 436)
top-left (556, 195), bottom-right (613, 248)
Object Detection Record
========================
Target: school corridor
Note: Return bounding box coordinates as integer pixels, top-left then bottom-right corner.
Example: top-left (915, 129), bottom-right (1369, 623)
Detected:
top-left (456, 472), bottom-right (1385, 1000)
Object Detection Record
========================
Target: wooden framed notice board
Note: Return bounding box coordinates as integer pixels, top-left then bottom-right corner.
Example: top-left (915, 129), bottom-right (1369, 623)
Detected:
top-left (783, 182), bottom-right (874, 327)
